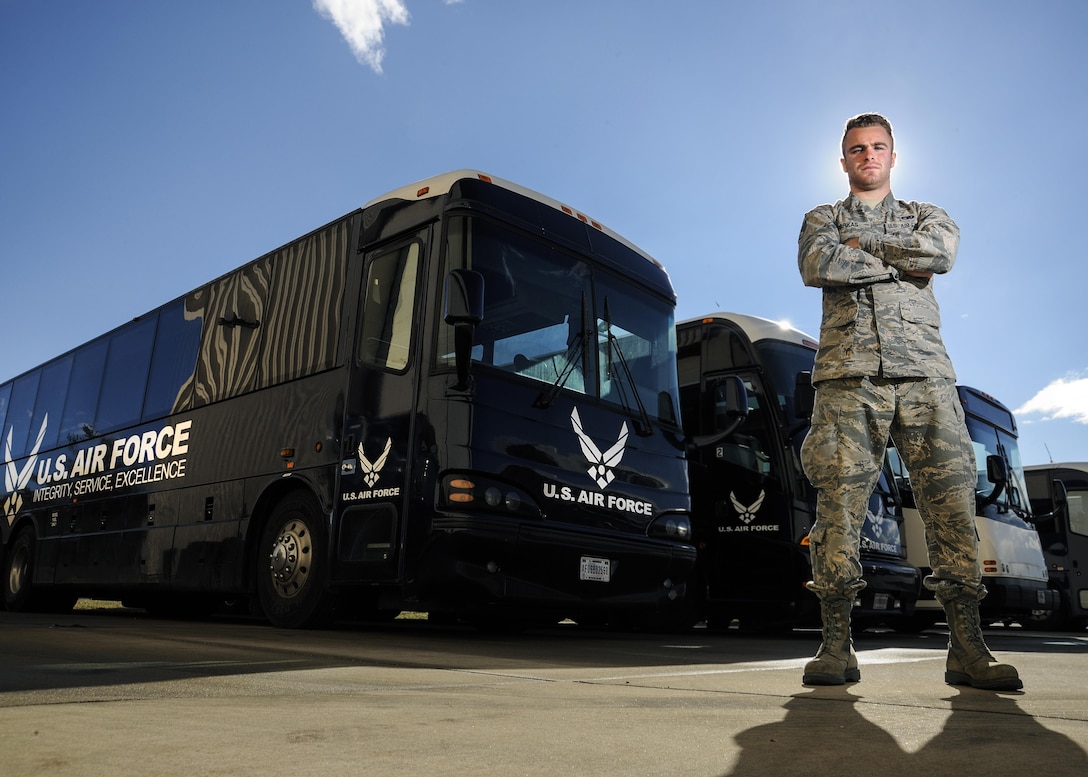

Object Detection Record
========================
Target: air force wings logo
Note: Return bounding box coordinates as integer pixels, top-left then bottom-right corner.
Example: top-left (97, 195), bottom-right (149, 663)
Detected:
top-left (4, 415), bottom-right (49, 525)
top-left (358, 438), bottom-right (392, 488)
top-left (730, 489), bottom-right (766, 525)
top-left (571, 407), bottom-right (628, 489)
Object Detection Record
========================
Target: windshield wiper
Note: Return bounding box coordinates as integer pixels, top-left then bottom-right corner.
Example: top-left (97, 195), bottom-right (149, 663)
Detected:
top-left (603, 298), bottom-right (653, 437)
top-left (535, 291), bottom-right (590, 409)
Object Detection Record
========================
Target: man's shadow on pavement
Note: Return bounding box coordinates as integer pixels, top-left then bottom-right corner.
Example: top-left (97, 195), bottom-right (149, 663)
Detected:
top-left (724, 687), bottom-right (1087, 777)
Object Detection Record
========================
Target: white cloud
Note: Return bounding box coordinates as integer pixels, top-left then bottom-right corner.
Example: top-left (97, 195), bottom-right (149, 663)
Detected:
top-left (1014, 374), bottom-right (1088, 425)
top-left (313, 0), bottom-right (411, 74)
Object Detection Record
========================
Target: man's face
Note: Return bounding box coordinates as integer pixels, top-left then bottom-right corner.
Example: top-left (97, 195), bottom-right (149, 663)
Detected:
top-left (840, 125), bottom-right (896, 194)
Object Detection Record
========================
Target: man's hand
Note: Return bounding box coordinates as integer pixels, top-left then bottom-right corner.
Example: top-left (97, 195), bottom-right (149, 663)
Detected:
top-left (841, 235), bottom-right (931, 278)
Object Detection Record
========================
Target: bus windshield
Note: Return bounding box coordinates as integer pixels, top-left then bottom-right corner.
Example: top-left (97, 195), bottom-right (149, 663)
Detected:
top-left (755, 340), bottom-right (816, 423)
top-left (443, 215), bottom-right (679, 426)
top-left (963, 413), bottom-right (1032, 522)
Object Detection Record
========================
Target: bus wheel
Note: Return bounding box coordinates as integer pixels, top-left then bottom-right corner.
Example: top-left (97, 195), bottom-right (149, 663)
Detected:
top-left (3, 528), bottom-right (36, 611)
top-left (0, 528), bottom-right (74, 613)
top-left (256, 494), bottom-right (333, 628)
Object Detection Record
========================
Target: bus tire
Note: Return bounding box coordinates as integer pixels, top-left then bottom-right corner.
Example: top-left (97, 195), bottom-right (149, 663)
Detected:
top-left (0, 527), bottom-right (73, 613)
top-left (3, 527), bottom-right (37, 612)
top-left (256, 494), bottom-right (334, 628)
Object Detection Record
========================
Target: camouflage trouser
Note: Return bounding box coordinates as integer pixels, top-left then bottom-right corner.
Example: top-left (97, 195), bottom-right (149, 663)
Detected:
top-left (800, 376), bottom-right (983, 601)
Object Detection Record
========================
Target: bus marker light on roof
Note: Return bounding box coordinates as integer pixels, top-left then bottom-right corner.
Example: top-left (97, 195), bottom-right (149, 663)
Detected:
top-left (416, 186), bottom-right (430, 197)
top-left (476, 174), bottom-right (493, 183)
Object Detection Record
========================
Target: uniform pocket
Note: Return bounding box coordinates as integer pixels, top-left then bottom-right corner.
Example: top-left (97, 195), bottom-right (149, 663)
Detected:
top-left (900, 296), bottom-right (941, 328)
top-left (800, 399), bottom-right (845, 490)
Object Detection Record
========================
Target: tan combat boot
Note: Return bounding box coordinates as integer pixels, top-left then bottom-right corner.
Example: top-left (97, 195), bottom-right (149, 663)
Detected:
top-left (803, 596), bottom-right (860, 686)
top-left (941, 588), bottom-right (1022, 691)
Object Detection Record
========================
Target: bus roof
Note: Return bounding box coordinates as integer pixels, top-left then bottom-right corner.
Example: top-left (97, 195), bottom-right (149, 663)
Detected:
top-left (678, 311), bottom-right (819, 350)
top-left (1024, 462), bottom-right (1088, 472)
top-left (363, 169), bottom-right (664, 271)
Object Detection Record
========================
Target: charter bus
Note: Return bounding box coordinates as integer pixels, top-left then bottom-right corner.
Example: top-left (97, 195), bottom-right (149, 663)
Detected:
top-left (889, 386), bottom-right (1057, 629)
top-left (0, 170), bottom-right (696, 629)
top-left (676, 312), bottom-right (918, 630)
top-left (1025, 462), bottom-right (1088, 630)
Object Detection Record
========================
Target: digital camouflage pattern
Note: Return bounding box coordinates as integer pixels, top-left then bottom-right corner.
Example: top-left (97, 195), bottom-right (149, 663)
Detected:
top-left (797, 192), bottom-right (983, 601)
top-left (798, 193), bottom-right (959, 384)
top-left (800, 376), bottom-right (983, 600)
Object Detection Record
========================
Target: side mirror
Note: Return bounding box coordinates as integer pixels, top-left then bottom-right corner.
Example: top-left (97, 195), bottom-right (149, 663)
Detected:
top-left (986, 454), bottom-right (1008, 485)
top-left (689, 375), bottom-right (749, 449)
top-left (978, 454), bottom-right (1008, 507)
top-left (443, 269), bottom-right (485, 391)
top-left (794, 371), bottom-right (815, 421)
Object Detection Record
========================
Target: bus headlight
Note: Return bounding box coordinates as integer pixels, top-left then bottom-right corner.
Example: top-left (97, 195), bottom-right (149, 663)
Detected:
top-left (442, 474), bottom-right (540, 519)
top-left (649, 514), bottom-right (692, 541)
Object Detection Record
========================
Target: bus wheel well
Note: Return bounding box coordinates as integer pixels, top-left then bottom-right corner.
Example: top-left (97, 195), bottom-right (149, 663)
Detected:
top-left (2, 520), bottom-right (76, 614)
top-left (247, 481), bottom-right (334, 628)
top-left (243, 481), bottom-right (326, 591)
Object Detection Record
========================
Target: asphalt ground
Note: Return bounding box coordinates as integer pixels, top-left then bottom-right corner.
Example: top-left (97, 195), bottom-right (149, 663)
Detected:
top-left (1, 605), bottom-right (1086, 777)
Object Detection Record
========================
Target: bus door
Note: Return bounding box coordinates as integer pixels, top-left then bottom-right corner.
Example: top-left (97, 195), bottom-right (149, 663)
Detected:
top-left (1026, 465), bottom-right (1088, 628)
top-left (336, 233), bottom-right (425, 584)
top-left (696, 369), bottom-right (802, 621)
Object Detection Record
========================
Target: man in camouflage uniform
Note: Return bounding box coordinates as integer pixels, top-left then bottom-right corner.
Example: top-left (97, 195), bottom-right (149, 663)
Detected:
top-left (797, 113), bottom-right (1021, 690)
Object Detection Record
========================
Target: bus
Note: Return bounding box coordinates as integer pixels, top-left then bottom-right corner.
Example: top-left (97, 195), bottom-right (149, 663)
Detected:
top-left (676, 312), bottom-right (918, 630)
top-left (0, 170), bottom-right (696, 629)
top-left (889, 386), bottom-right (1057, 629)
top-left (1025, 463), bottom-right (1088, 630)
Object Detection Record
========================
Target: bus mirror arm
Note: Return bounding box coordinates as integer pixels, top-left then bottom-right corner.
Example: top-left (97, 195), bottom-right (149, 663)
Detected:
top-left (443, 269), bottom-right (485, 392)
top-left (1030, 478), bottom-right (1069, 524)
top-left (688, 375), bottom-right (749, 450)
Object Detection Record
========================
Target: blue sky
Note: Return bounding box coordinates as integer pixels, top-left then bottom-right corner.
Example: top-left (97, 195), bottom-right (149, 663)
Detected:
top-left (2, 0), bottom-right (1085, 467)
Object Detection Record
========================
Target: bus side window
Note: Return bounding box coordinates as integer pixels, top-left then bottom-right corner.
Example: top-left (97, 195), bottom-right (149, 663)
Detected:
top-left (189, 258), bottom-right (271, 407)
top-left (143, 298), bottom-right (202, 421)
top-left (3, 371), bottom-right (41, 459)
top-left (360, 242), bottom-right (420, 372)
top-left (260, 219), bottom-right (350, 386)
top-left (95, 314), bottom-right (157, 433)
top-left (59, 339), bottom-right (108, 443)
top-left (0, 382), bottom-right (9, 441)
top-left (30, 356), bottom-right (72, 451)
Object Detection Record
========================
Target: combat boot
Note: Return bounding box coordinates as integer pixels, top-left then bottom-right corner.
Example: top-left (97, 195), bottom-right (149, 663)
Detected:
top-left (803, 596), bottom-right (860, 686)
top-left (941, 589), bottom-right (1022, 691)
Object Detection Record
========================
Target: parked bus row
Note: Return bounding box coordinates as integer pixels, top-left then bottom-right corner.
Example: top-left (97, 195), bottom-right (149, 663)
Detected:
top-left (1, 171), bottom-right (1081, 631)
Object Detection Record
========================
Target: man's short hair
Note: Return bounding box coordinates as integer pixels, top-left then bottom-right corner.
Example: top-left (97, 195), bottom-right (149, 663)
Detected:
top-left (842, 113), bottom-right (894, 152)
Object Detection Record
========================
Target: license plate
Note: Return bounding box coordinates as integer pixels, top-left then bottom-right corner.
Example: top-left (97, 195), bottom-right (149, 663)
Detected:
top-left (873, 593), bottom-right (890, 610)
top-left (580, 556), bottom-right (610, 582)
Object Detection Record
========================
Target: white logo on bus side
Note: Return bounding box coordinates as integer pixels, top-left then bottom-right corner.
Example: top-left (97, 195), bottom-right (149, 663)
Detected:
top-left (358, 438), bottom-right (392, 488)
top-left (2, 416), bottom-right (191, 525)
top-left (3, 416), bottom-right (48, 525)
top-left (730, 490), bottom-right (766, 525)
top-left (570, 407), bottom-right (628, 489)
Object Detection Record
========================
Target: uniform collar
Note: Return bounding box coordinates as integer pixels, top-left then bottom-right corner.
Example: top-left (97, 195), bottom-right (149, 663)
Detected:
top-left (845, 191), bottom-right (896, 213)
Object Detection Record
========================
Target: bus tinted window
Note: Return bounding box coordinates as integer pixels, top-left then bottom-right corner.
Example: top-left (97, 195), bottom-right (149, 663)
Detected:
top-left (261, 220), bottom-right (350, 385)
top-left (190, 259), bottom-right (271, 406)
top-left (360, 241), bottom-right (419, 372)
top-left (31, 356), bottom-right (73, 451)
top-left (143, 299), bottom-right (202, 421)
top-left (59, 339), bottom-right (107, 443)
top-left (0, 382), bottom-right (10, 440)
top-left (95, 315), bottom-right (156, 433)
top-left (4, 371), bottom-right (41, 458)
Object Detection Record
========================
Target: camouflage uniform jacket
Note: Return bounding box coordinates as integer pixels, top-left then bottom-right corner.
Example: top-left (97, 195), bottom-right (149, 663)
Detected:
top-left (798, 192), bottom-right (960, 384)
